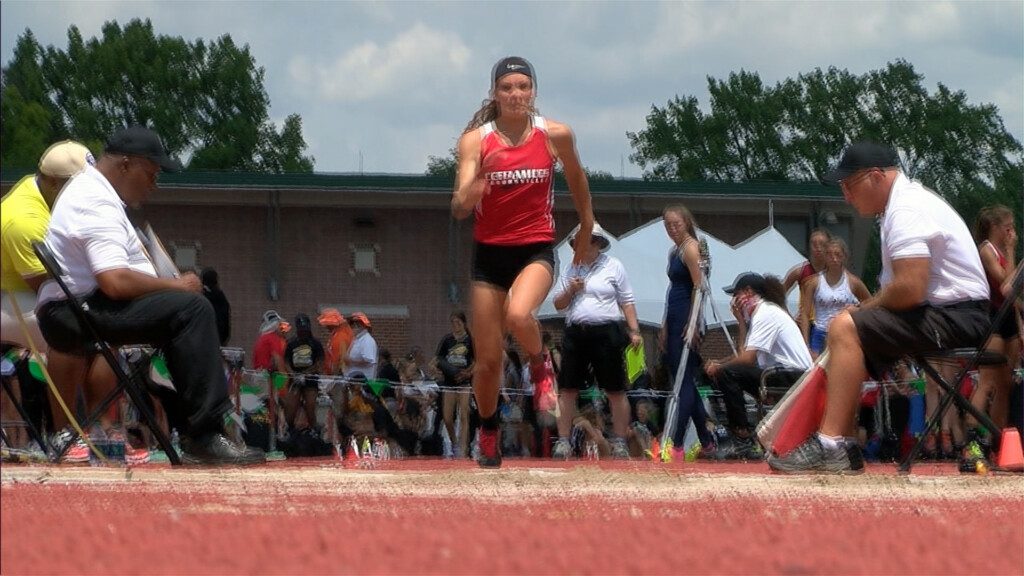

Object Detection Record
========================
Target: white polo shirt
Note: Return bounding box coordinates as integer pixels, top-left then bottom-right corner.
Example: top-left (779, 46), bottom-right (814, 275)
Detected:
top-left (879, 174), bottom-right (988, 305)
top-left (37, 165), bottom-right (155, 307)
top-left (556, 253), bottom-right (636, 326)
top-left (745, 302), bottom-right (813, 371)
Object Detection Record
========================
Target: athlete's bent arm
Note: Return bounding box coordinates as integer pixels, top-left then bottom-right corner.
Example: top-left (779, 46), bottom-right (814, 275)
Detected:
top-left (548, 121), bottom-right (594, 265)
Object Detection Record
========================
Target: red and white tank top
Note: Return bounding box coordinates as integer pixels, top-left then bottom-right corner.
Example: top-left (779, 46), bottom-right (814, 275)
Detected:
top-left (473, 115), bottom-right (556, 246)
top-left (798, 261), bottom-right (816, 283)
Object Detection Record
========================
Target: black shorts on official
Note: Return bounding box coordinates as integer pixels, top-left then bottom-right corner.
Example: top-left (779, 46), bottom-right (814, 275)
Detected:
top-left (559, 322), bottom-right (629, 392)
top-left (472, 241), bottom-right (555, 291)
top-left (852, 300), bottom-right (990, 379)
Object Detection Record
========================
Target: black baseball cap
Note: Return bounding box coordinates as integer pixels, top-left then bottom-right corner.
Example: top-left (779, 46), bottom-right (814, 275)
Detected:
top-left (492, 56), bottom-right (535, 87)
top-left (294, 313), bottom-right (312, 331)
top-left (723, 272), bottom-right (765, 295)
top-left (105, 125), bottom-right (184, 172)
top-left (820, 142), bottom-right (899, 185)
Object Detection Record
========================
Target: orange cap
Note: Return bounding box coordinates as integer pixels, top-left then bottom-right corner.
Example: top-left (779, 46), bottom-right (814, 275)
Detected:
top-left (280, 321), bottom-right (292, 333)
top-left (317, 308), bottom-right (345, 327)
top-left (349, 312), bottom-right (371, 328)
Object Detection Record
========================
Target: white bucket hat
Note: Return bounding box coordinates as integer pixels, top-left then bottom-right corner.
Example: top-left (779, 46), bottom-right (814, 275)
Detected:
top-left (259, 310), bottom-right (283, 334)
top-left (568, 222), bottom-right (612, 252)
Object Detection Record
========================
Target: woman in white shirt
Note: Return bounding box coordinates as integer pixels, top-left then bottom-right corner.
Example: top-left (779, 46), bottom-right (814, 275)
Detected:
top-left (551, 223), bottom-right (642, 459)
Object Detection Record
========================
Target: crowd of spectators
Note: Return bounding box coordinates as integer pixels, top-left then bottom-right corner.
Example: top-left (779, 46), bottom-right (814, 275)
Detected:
top-left (237, 196), bottom-right (1021, 464)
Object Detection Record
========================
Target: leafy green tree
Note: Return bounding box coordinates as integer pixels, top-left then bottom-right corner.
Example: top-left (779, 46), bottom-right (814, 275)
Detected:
top-left (426, 146), bottom-right (458, 179)
top-left (629, 59), bottom-right (1022, 286)
top-left (257, 114), bottom-right (315, 173)
top-left (629, 60), bottom-right (1021, 188)
top-left (1, 19), bottom-right (313, 173)
top-left (1, 30), bottom-right (65, 167)
top-left (580, 168), bottom-right (615, 181)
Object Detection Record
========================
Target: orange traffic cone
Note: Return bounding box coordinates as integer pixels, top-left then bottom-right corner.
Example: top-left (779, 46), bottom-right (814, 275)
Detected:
top-left (647, 437), bottom-right (660, 462)
top-left (996, 428), bottom-right (1023, 472)
top-left (344, 438), bottom-right (360, 465)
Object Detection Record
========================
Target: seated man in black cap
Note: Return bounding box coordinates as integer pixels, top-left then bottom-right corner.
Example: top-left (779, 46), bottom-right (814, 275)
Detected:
top-left (704, 272), bottom-right (812, 457)
top-left (35, 125), bottom-right (264, 465)
top-left (767, 142), bottom-right (990, 474)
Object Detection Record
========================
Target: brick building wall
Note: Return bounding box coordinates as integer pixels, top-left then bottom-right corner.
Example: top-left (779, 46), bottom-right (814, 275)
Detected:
top-left (145, 198), bottom-right (786, 369)
top-left (145, 203), bottom-right (470, 361)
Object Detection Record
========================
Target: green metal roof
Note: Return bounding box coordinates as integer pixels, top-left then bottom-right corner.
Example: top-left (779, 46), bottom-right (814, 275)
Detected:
top-left (0, 167), bottom-right (843, 199)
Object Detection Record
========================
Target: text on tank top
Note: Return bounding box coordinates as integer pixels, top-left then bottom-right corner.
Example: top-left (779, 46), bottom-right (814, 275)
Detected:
top-left (473, 115), bottom-right (556, 246)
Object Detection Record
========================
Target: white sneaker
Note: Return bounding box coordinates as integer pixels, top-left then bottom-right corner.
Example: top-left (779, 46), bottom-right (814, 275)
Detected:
top-left (552, 438), bottom-right (572, 460)
top-left (610, 438), bottom-right (630, 460)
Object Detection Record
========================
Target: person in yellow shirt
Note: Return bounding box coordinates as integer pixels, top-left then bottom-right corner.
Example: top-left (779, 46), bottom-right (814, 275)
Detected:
top-left (2, 140), bottom-right (95, 342)
top-left (0, 140), bottom-right (114, 450)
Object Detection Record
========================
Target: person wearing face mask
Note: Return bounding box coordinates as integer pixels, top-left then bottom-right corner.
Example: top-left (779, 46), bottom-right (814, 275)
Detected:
top-left (704, 273), bottom-right (812, 456)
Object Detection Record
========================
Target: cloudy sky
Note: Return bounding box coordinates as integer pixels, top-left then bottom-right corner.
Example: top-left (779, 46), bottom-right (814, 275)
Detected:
top-left (2, 1), bottom-right (1021, 178)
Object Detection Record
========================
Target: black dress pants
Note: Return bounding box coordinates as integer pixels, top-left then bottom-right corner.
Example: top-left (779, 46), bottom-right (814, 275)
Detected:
top-left (38, 289), bottom-right (230, 438)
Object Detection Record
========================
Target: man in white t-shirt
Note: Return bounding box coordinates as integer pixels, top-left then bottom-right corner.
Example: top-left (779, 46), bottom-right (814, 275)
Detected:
top-left (768, 142), bottom-right (990, 474)
top-left (343, 312), bottom-right (378, 381)
top-left (704, 272), bottom-right (812, 457)
top-left (35, 126), bottom-right (263, 466)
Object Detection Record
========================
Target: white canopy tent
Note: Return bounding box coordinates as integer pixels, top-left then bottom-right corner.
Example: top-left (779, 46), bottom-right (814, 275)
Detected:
top-left (538, 218), bottom-right (807, 328)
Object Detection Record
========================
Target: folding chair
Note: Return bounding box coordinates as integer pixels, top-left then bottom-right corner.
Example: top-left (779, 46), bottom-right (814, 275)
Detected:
top-left (221, 346), bottom-right (246, 420)
top-left (32, 241), bottom-right (181, 465)
top-left (900, 265), bottom-right (1023, 472)
top-left (757, 366), bottom-right (805, 420)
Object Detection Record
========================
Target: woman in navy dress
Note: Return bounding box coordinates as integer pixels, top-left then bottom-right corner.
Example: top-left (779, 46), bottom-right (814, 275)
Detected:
top-left (659, 205), bottom-right (713, 457)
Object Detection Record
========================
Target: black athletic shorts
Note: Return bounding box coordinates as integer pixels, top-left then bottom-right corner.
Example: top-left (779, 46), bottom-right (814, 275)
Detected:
top-left (992, 304), bottom-right (1021, 340)
top-left (559, 322), bottom-right (629, 392)
top-left (472, 241), bottom-right (555, 291)
top-left (852, 300), bottom-right (990, 379)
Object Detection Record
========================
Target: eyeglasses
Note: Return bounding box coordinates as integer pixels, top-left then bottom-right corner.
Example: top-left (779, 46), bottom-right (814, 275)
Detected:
top-left (839, 169), bottom-right (874, 190)
top-left (124, 156), bottom-right (160, 184)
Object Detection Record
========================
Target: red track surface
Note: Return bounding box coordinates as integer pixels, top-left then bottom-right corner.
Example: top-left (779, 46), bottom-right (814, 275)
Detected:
top-left (3, 458), bottom-right (1022, 575)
